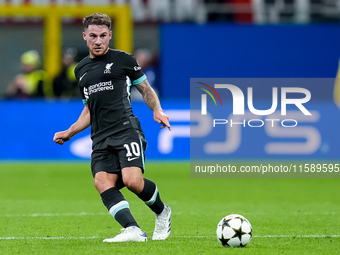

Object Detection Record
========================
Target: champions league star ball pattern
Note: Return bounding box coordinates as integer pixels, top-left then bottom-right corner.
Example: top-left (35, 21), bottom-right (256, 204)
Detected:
top-left (216, 214), bottom-right (252, 247)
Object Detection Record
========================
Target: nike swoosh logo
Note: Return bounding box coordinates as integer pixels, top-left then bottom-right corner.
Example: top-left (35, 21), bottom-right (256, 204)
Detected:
top-left (127, 156), bottom-right (139, 161)
top-left (80, 72), bottom-right (87, 81)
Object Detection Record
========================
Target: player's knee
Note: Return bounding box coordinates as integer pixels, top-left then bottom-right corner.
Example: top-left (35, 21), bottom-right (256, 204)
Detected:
top-left (94, 178), bottom-right (107, 193)
top-left (123, 177), bottom-right (143, 194)
top-left (122, 167), bottom-right (144, 193)
top-left (94, 177), bottom-right (103, 189)
top-left (94, 172), bottom-right (115, 193)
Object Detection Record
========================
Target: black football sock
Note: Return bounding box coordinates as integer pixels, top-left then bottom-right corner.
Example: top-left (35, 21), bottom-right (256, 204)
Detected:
top-left (100, 187), bottom-right (139, 228)
top-left (137, 178), bottom-right (165, 215)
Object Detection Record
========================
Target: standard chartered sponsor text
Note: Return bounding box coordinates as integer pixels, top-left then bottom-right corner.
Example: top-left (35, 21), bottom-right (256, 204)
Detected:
top-left (88, 81), bottom-right (114, 95)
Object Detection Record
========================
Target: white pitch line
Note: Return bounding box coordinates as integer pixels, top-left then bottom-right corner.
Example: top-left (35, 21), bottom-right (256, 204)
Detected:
top-left (254, 235), bottom-right (340, 238)
top-left (0, 235), bottom-right (339, 240)
top-left (1, 235), bottom-right (339, 240)
top-left (0, 236), bottom-right (100, 240)
top-left (0, 212), bottom-right (107, 218)
top-left (1, 211), bottom-right (336, 218)
top-left (171, 235), bottom-right (340, 238)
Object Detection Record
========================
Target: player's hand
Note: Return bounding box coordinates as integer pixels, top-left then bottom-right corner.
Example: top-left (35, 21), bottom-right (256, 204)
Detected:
top-left (53, 131), bottom-right (71, 145)
top-left (153, 109), bottom-right (171, 131)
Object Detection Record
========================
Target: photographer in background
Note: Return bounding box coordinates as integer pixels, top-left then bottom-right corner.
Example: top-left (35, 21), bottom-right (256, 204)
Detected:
top-left (53, 48), bottom-right (79, 98)
top-left (6, 50), bottom-right (46, 99)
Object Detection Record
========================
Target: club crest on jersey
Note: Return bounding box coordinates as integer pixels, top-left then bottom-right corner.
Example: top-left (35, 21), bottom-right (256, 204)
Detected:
top-left (104, 63), bottom-right (114, 74)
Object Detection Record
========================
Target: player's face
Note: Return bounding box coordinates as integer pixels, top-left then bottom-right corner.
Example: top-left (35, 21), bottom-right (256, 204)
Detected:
top-left (83, 25), bottom-right (112, 58)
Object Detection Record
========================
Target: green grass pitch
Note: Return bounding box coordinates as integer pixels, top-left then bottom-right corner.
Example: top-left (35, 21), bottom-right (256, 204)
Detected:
top-left (0, 161), bottom-right (339, 254)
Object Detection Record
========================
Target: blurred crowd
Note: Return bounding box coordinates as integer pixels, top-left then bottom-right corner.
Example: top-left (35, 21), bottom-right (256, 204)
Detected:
top-left (6, 50), bottom-right (46, 99)
top-left (1, 0), bottom-right (339, 24)
top-left (5, 49), bottom-right (79, 99)
top-left (2, 0), bottom-right (340, 100)
top-left (4, 47), bottom-right (160, 100)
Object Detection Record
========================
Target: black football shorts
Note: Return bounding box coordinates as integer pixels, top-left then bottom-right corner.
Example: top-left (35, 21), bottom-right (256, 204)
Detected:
top-left (91, 128), bottom-right (147, 178)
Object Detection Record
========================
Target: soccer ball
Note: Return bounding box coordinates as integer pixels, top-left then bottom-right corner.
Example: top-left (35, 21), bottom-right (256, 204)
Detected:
top-left (216, 214), bottom-right (252, 247)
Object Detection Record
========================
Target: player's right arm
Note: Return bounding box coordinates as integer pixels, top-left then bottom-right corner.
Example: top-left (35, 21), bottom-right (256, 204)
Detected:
top-left (53, 104), bottom-right (90, 145)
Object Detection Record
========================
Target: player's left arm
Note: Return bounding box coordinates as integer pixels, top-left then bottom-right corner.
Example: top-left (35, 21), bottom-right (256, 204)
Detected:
top-left (136, 79), bottom-right (171, 131)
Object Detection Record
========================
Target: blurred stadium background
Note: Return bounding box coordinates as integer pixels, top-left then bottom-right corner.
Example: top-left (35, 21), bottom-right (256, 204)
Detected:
top-left (0, 0), bottom-right (340, 161)
top-left (1, 3), bottom-right (340, 253)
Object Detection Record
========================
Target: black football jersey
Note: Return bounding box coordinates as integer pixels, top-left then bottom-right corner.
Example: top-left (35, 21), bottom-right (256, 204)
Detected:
top-left (75, 48), bottom-right (146, 145)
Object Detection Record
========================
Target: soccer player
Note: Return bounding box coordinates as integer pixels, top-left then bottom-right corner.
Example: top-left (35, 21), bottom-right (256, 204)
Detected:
top-left (53, 13), bottom-right (171, 242)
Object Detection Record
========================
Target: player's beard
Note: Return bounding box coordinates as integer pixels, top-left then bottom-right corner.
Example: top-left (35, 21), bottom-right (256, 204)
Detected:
top-left (90, 46), bottom-right (108, 57)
